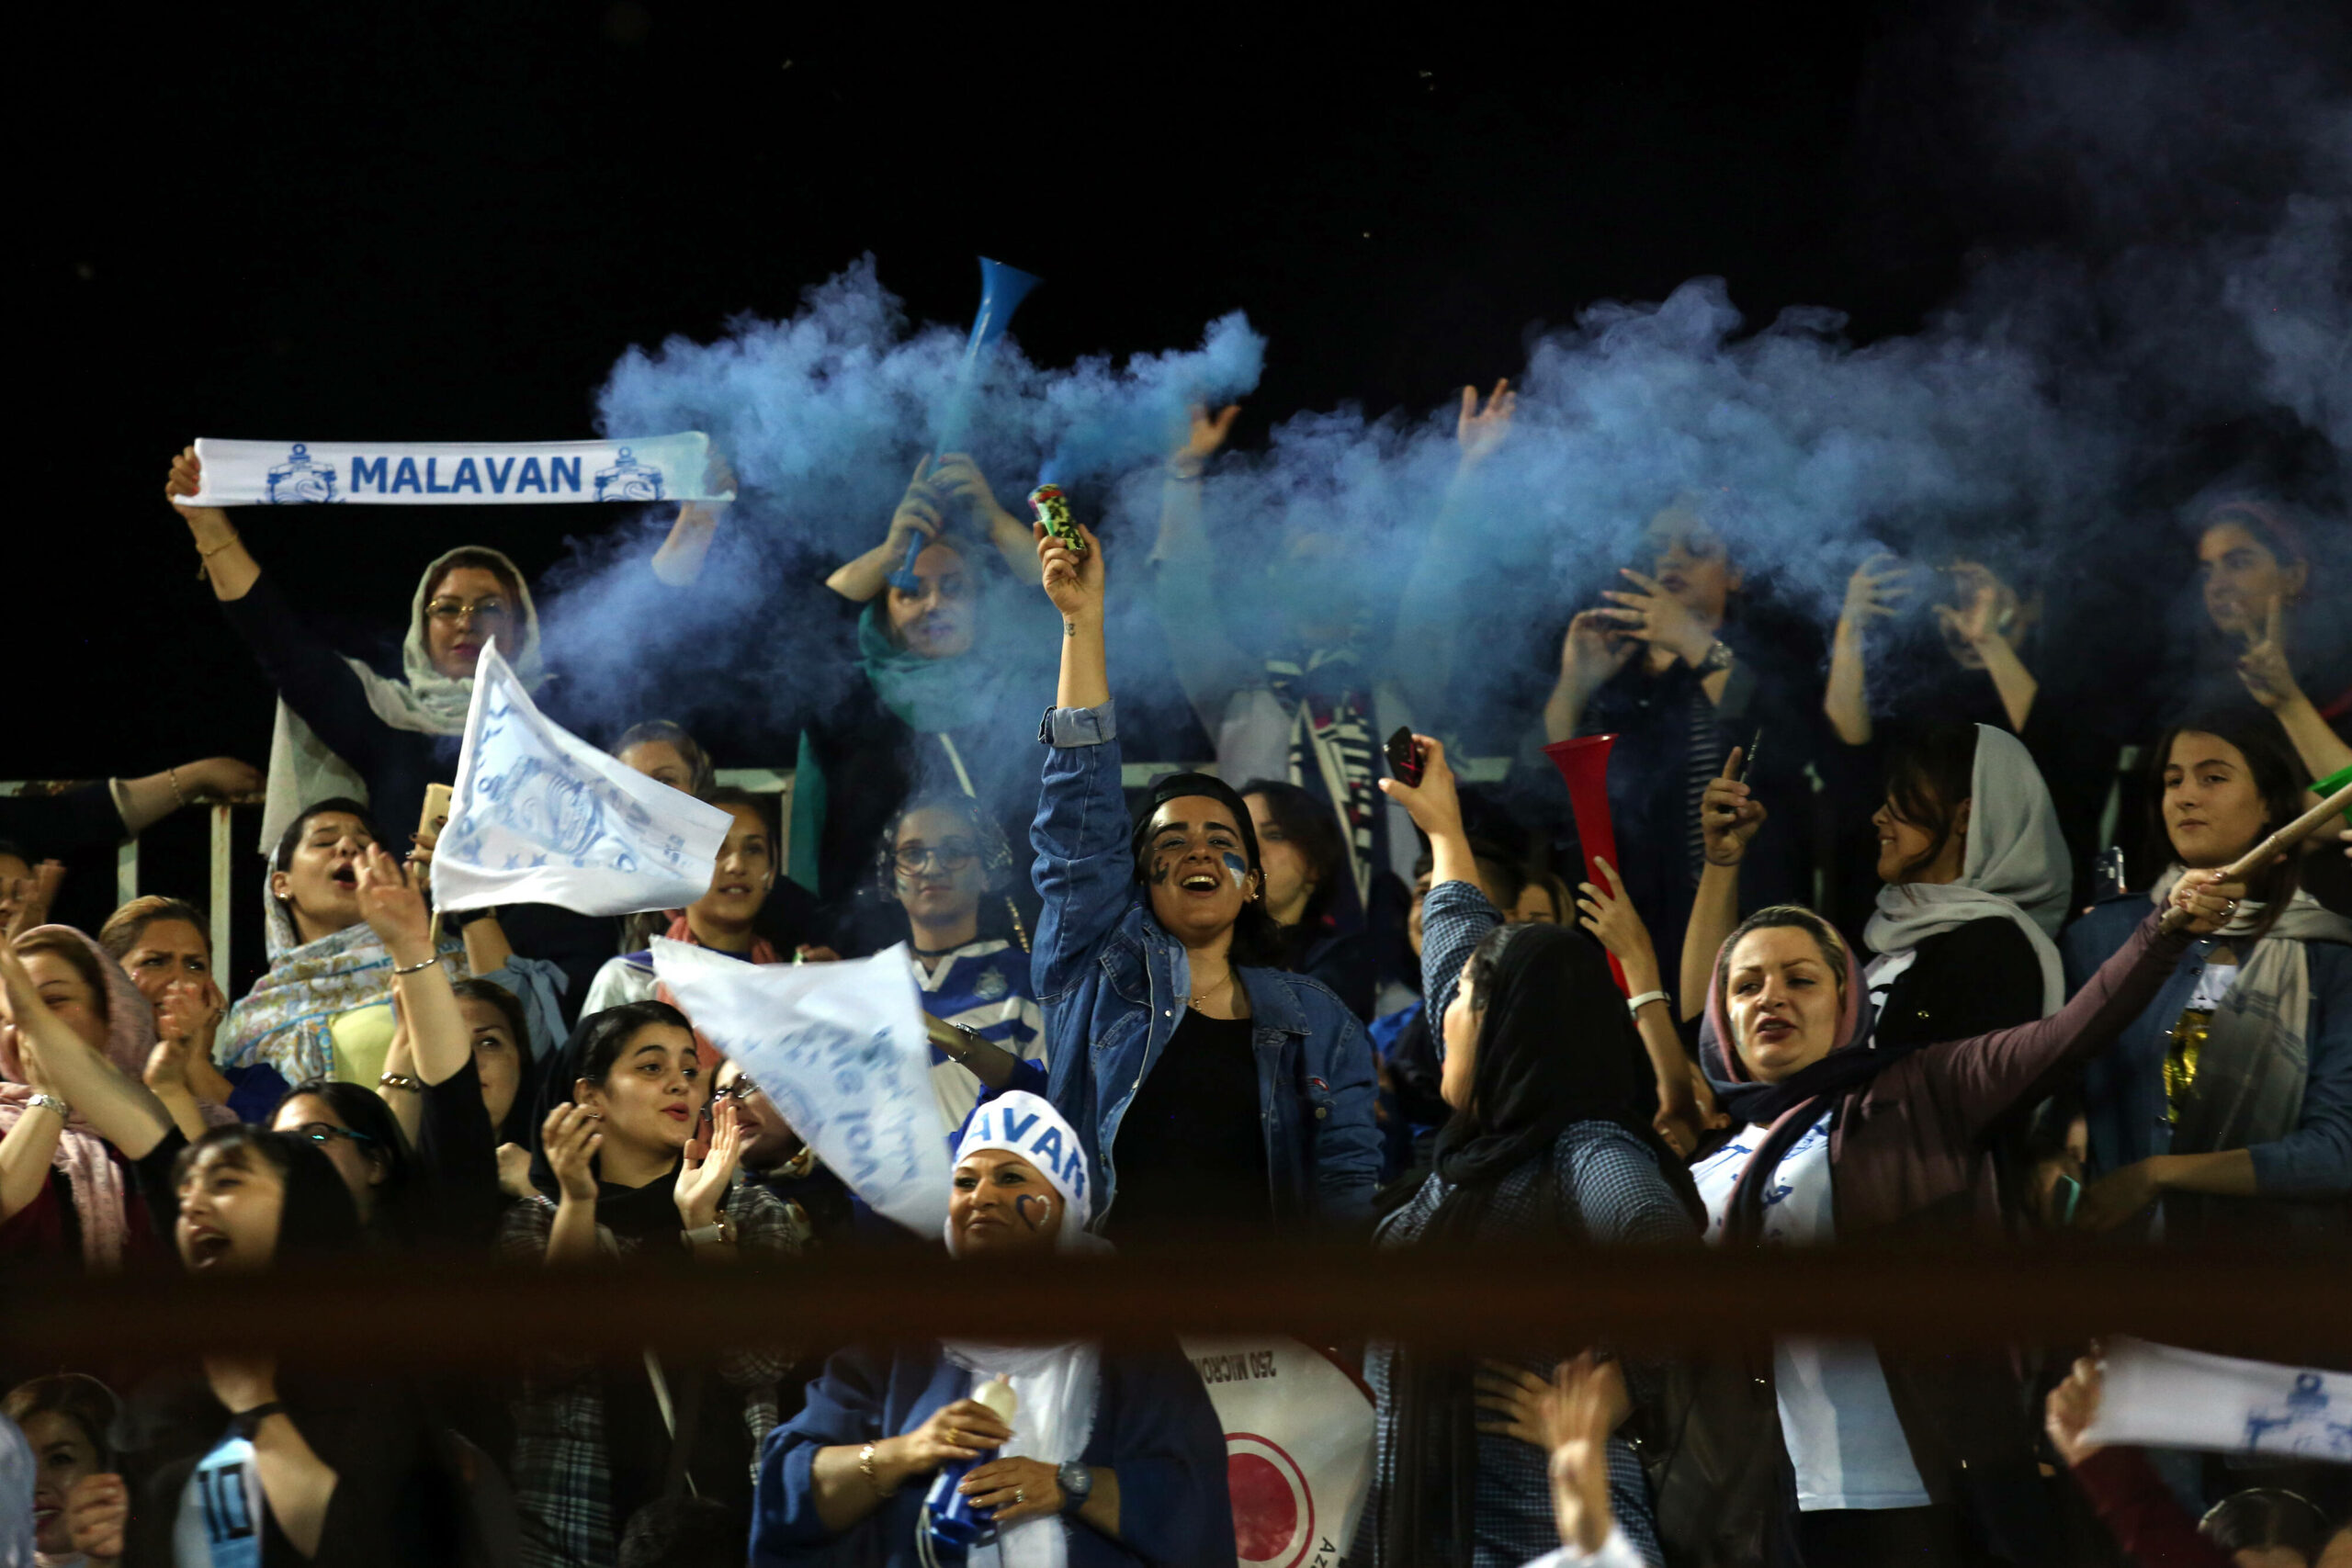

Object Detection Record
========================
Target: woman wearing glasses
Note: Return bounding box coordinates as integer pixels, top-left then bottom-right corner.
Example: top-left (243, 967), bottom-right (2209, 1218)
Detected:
top-left (168, 446), bottom-right (562, 852)
top-left (880, 795), bottom-right (1046, 1130)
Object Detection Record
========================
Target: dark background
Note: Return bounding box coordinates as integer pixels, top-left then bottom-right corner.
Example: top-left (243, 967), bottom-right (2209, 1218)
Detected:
top-left (20, 2), bottom-right (2340, 947)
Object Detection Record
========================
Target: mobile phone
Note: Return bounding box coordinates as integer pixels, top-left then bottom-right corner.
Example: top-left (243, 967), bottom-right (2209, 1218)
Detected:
top-left (1737, 728), bottom-right (1763, 782)
top-left (2051, 1173), bottom-right (2083, 1226)
top-left (417, 783), bottom-right (454, 851)
top-left (1385, 727), bottom-right (1424, 787)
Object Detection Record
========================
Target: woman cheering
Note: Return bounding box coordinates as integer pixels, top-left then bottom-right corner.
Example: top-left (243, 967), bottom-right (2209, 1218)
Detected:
top-left (1027, 515), bottom-right (1378, 1242)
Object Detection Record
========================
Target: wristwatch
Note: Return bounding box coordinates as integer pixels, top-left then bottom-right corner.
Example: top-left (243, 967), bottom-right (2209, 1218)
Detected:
top-left (27, 1093), bottom-right (70, 1122)
top-left (1695, 638), bottom-right (1735, 674)
top-left (1057, 1460), bottom-right (1092, 1514)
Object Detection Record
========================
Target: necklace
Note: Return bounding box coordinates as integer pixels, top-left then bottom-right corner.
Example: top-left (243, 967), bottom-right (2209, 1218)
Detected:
top-left (1188, 969), bottom-right (1235, 1011)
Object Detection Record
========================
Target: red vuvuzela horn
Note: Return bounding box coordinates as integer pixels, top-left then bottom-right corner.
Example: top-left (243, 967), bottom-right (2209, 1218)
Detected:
top-left (1542, 734), bottom-right (1628, 994)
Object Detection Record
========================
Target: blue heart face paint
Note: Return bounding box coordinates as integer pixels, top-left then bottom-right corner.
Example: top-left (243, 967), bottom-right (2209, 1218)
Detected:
top-left (1222, 852), bottom-right (1250, 889)
top-left (1015, 1192), bottom-right (1053, 1233)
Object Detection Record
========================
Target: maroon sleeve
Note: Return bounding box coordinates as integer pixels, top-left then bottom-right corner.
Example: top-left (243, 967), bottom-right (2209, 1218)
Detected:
top-left (2070, 1447), bottom-right (2232, 1567)
top-left (1917, 910), bottom-right (2190, 1135)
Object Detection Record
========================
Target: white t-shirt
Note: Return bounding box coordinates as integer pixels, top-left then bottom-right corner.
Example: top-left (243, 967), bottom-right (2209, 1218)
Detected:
top-left (1692, 1115), bottom-right (1932, 1513)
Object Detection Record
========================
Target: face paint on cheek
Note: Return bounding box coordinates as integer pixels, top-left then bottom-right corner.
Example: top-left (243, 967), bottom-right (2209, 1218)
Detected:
top-left (1148, 858), bottom-right (1173, 886)
top-left (1015, 1193), bottom-right (1053, 1231)
top-left (1222, 852), bottom-right (1249, 890)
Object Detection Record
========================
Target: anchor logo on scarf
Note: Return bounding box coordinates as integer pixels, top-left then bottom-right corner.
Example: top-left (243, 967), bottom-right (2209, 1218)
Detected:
top-left (431, 640), bottom-right (732, 917)
top-left (266, 444), bottom-right (337, 504)
top-left (593, 446), bottom-right (666, 502)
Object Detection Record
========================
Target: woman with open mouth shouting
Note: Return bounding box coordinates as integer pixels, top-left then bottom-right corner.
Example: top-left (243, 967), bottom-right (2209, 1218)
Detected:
top-left (501, 999), bottom-right (803, 1568)
top-left (1024, 511), bottom-right (1379, 1244)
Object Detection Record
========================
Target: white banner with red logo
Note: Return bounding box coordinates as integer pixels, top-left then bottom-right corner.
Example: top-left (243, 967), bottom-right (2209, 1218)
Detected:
top-left (1179, 1334), bottom-right (1374, 1568)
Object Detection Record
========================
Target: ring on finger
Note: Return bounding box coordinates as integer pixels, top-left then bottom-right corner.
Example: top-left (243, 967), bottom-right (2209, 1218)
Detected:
top-left (1014, 1485), bottom-right (1026, 1506)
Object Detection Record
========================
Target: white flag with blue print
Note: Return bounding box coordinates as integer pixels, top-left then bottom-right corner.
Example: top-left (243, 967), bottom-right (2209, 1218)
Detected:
top-left (430, 640), bottom-right (732, 916)
top-left (652, 938), bottom-right (950, 1236)
top-left (176, 433), bottom-right (732, 506)
top-left (2082, 1337), bottom-right (2352, 1460)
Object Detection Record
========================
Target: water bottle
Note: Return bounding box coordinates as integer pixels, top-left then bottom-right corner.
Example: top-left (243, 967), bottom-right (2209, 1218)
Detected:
top-left (924, 1376), bottom-right (1019, 1551)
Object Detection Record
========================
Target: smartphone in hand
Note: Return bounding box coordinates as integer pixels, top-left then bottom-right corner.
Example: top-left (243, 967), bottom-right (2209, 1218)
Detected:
top-left (1385, 727), bottom-right (1425, 788)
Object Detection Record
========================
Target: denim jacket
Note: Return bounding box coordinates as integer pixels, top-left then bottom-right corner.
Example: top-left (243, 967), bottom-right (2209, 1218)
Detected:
top-left (1030, 703), bottom-right (1380, 1234)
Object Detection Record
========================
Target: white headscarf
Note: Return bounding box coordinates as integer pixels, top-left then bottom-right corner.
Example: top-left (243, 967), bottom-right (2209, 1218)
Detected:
top-left (258, 545), bottom-right (544, 851)
top-left (941, 1091), bottom-right (1101, 1568)
top-left (1864, 724), bottom-right (2071, 1013)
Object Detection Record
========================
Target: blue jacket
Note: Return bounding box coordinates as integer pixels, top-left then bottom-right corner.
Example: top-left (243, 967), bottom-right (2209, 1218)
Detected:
top-left (1030, 704), bottom-right (1381, 1234)
top-left (752, 1340), bottom-right (1235, 1568)
top-left (2063, 894), bottom-right (2352, 1207)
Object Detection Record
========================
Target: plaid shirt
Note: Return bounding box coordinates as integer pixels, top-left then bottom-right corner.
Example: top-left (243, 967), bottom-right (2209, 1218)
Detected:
top-left (499, 1179), bottom-right (805, 1568)
top-left (1359, 879), bottom-right (1689, 1568)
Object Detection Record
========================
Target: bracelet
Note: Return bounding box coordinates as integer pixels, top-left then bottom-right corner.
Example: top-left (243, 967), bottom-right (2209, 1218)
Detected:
top-left (378, 1074), bottom-right (422, 1094)
top-left (27, 1093), bottom-right (70, 1122)
top-left (166, 765), bottom-right (187, 808)
top-left (193, 531), bottom-right (242, 580)
top-left (1166, 459), bottom-right (1206, 482)
top-left (859, 1440), bottom-right (895, 1498)
top-left (390, 954), bottom-right (439, 976)
top-left (1625, 990), bottom-right (1669, 1017)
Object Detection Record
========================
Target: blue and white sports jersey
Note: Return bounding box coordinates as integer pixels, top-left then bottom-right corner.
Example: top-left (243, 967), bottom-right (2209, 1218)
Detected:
top-left (914, 940), bottom-right (1046, 1131)
top-left (175, 1432), bottom-right (263, 1567)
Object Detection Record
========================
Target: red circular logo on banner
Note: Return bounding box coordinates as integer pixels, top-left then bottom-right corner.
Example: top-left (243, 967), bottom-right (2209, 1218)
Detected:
top-left (1227, 1431), bottom-right (1315, 1568)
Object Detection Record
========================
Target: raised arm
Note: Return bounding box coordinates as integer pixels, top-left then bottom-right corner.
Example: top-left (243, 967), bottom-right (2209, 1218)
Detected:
top-left (1148, 405), bottom-right (1257, 730)
top-left (648, 446), bottom-right (736, 588)
top-left (1939, 561), bottom-right (2040, 734)
top-left (1577, 857), bottom-right (1709, 1154)
top-left (1030, 517), bottom-right (1131, 1001)
top-left (1379, 736), bottom-right (1495, 1027)
top-left (0, 945), bottom-right (175, 1162)
top-left (1825, 553), bottom-right (1906, 747)
top-left (930, 455), bottom-right (1044, 586)
top-left (353, 846), bottom-right (469, 1087)
top-left (1679, 748), bottom-right (1764, 1021)
top-left (826, 458), bottom-right (946, 604)
top-left (165, 446), bottom-right (260, 601)
top-left (2235, 598), bottom-right (2352, 781)
top-left (1394, 381), bottom-right (1515, 718)
top-left (1543, 613), bottom-right (1639, 744)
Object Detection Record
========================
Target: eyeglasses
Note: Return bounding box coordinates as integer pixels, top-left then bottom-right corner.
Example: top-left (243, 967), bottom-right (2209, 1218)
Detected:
top-left (293, 1122), bottom-right (376, 1147)
top-left (714, 1077), bottom-right (763, 1104)
top-left (424, 595), bottom-right (513, 626)
top-left (892, 840), bottom-right (979, 875)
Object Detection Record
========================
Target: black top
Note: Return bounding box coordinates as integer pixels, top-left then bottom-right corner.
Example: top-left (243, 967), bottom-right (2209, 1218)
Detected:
top-left (1871, 915), bottom-right (2046, 1052)
top-left (1107, 1008), bottom-right (1269, 1242)
top-left (0, 781), bottom-right (123, 853)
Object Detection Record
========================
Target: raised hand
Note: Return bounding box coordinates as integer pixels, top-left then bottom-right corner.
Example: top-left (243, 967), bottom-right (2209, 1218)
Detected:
top-left (1374, 734), bottom-right (1464, 841)
top-left (165, 445), bottom-right (232, 534)
top-left (1701, 748), bottom-right (1767, 867)
top-left (1575, 857), bottom-right (1659, 984)
top-left (353, 843), bottom-right (433, 961)
top-left (1456, 378), bottom-right (1517, 468)
top-left (886, 457), bottom-right (944, 558)
top-left (1173, 402), bottom-right (1240, 473)
top-left (1559, 609), bottom-right (1637, 701)
top-left (66, 1472), bottom-right (130, 1560)
top-left (542, 1103), bottom-right (604, 1203)
top-left (2235, 596), bottom-right (2301, 710)
top-left (1839, 552), bottom-right (1911, 631)
top-left (175, 757), bottom-right (266, 800)
top-left (1536, 1352), bottom-right (1630, 1553)
top-left (1934, 559), bottom-right (2020, 660)
top-left (1036, 519), bottom-right (1105, 622)
top-left (1, 858), bottom-right (64, 940)
top-left (675, 1097), bottom-right (743, 1230)
top-left (930, 453), bottom-right (1020, 536)
top-left (1600, 569), bottom-right (1714, 668)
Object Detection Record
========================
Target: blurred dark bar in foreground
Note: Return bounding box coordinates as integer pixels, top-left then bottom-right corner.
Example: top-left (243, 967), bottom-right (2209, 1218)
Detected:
top-left (5, 1241), bottom-right (2344, 1367)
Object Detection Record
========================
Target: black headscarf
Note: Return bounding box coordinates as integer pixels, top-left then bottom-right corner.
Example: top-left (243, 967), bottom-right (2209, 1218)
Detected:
top-left (1383, 920), bottom-right (1702, 1568)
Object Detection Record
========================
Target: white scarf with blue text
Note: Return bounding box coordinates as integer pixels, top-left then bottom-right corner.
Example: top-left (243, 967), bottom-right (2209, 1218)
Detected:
top-left (176, 433), bottom-right (732, 506)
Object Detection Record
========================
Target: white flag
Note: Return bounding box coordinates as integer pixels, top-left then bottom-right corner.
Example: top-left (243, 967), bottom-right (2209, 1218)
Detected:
top-left (1179, 1334), bottom-right (1375, 1568)
top-left (431, 641), bottom-right (731, 916)
top-left (2082, 1337), bottom-right (2352, 1461)
top-left (652, 938), bottom-right (951, 1236)
top-left (177, 433), bottom-right (733, 506)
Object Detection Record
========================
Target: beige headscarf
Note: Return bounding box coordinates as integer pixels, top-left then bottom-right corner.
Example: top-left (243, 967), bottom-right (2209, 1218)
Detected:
top-left (258, 544), bottom-right (544, 851)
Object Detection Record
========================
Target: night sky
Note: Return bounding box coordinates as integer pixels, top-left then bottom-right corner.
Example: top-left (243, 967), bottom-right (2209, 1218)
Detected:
top-left (23, 2), bottom-right (2337, 947)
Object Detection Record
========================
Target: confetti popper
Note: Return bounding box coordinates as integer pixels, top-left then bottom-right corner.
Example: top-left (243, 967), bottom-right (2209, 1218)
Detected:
top-left (1030, 482), bottom-right (1085, 553)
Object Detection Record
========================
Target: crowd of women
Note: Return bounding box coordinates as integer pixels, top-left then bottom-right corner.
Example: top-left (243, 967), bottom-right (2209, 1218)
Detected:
top-left (0, 415), bottom-right (2346, 1568)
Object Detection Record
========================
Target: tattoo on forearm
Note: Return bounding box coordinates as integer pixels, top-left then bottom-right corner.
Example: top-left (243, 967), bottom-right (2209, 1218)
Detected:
top-left (1065, 619), bottom-right (1078, 638)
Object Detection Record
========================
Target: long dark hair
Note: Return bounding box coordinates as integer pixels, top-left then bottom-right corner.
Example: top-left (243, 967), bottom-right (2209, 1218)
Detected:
top-left (171, 1125), bottom-right (365, 1264)
top-left (1384, 919), bottom-right (1702, 1567)
top-left (526, 1000), bottom-right (695, 1198)
top-left (274, 1078), bottom-right (416, 1239)
top-left (1236, 778), bottom-right (1346, 929)
top-left (1128, 773), bottom-right (1286, 966)
top-left (452, 976), bottom-right (539, 1146)
top-left (2143, 710), bottom-right (2307, 942)
top-left (1881, 721), bottom-right (1978, 884)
